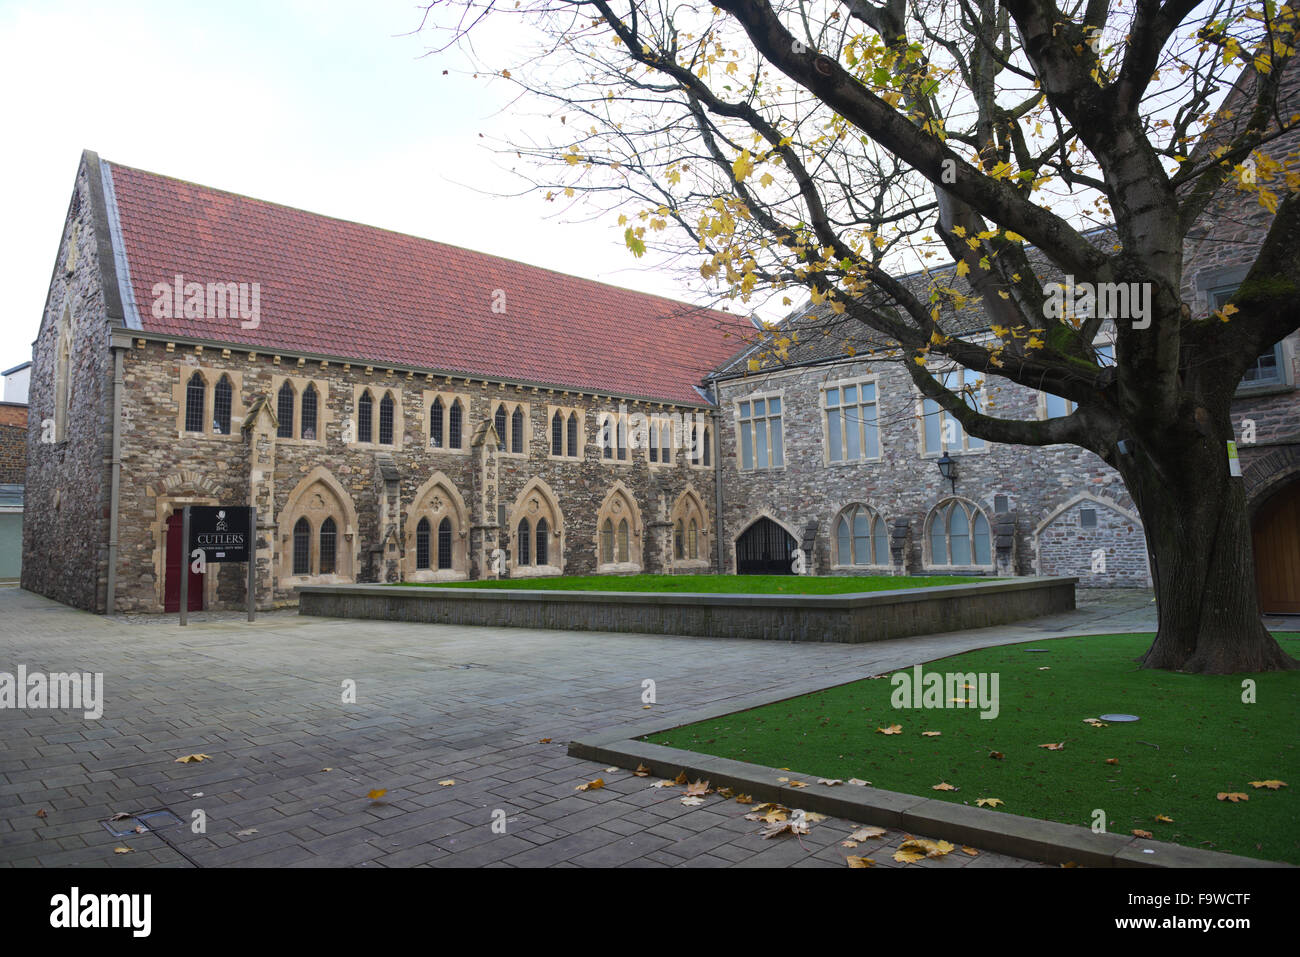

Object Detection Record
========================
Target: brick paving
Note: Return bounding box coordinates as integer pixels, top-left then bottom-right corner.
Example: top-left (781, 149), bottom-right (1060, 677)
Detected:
top-left (0, 586), bottom-right (1157, 868)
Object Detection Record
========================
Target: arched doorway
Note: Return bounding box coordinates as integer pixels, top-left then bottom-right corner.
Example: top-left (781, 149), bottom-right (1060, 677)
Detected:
top-left (736, 517), bottom-right (796, 575)
top-left (1253, 479), bottom-right (1300, 613)
top-left (164, 511), bottom-right (204, 612)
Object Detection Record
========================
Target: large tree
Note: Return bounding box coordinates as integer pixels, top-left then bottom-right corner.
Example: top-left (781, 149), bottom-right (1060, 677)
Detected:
top-left (425, 0), bottom-right (1300, 672)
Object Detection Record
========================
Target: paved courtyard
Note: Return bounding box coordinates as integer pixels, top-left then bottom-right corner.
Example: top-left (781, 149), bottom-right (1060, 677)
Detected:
top-left (0, 586), bottom-right (1158, 868)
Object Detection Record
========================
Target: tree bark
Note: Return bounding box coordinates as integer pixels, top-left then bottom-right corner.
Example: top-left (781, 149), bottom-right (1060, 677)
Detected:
top-left (1114, 406), bottom-right (1297, 674)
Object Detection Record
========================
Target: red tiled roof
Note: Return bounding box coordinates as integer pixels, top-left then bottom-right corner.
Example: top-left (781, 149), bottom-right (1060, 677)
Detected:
top-left (105, 161), bottom-right (751, 404)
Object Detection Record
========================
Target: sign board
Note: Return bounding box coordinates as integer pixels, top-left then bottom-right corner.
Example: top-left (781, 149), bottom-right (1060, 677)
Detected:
top-left (187, 506), bottom-right (253, 563)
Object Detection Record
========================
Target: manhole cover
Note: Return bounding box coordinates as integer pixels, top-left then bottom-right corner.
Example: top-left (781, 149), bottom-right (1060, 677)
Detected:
top-left (1098, 713), bottom-right (1140, 722)
top-left (100, 807), bottom-right (185, 838)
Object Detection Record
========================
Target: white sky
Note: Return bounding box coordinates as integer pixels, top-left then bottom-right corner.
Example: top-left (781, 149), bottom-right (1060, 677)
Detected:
top-left (0, 0), bottom-right (740, 374)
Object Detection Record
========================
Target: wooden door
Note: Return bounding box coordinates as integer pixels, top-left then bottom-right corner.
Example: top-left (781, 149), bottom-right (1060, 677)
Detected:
top-left (164, 511), bottom-right (204, 612)
top-left (1253, 481), bottom-right (1300, 614)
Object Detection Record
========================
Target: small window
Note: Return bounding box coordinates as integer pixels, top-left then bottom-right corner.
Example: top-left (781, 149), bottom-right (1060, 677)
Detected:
top-left (438, 517), bottom-right (452, 570)
top-left (358, 391), bottom-right (373, 444)
top-left (293, 517), bottom-right (311, 575)
top-left (448, 400), bottom-right (463, 449)
top-left (416, 518), bottom-right (431, 570)
top-left (567, 413), bottom-right (579, 457)
top-left (535, 518), bottom-right (548, 566)
top-left (517, 518), bottom-right (531, 565)
top-left (737, 396), bottom-right (783, 469)
top-left (301, 384), bottom-right (318, 440)
top-left (674, 520), bottom-right (684, 559)
top-left (511, 407), bottom-right (524, 453)
top-left (702, 426), bottom-right (711, 467)
top-left (185, 372), bottom-right (206, 433)
top-left (994, 494), bottom-right (1009, 513)
top-left (430, 397), bottom-right (444, 448)
top-left (617, 519), bottom-right (629, 563)
top-left (600, 518), bottom-right (614, 564)
top-left (213, 375), bottom-right (232, 435)
top-left (1080, 507), bottom-right (1097, 529)
top-left (277, 383), bottom-right (295, 439)
top-left (494, 406), bottom-right (507, 449)
top-left (319, 517), bottom-right (337, 574)
top-left (687, 519), bottom-right (698, 560)
top-left (551, 411), bottom-right (563, 456)
top-left (378, 393), bottom-right (395, 445)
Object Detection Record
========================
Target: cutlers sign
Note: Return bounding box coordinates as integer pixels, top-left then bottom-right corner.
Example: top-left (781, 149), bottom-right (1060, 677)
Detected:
top-left (188, 506), bottom-right (252, 563)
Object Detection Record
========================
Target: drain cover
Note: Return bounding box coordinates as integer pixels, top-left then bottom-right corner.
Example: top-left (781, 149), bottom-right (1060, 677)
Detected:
top-left (100, 807), bottom-right (185, 838)
top-left (1098, 713), bottom-right (1140, 722)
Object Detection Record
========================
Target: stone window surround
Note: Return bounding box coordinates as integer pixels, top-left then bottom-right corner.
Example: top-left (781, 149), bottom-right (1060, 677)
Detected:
top-left (914, 367), bottom-right (989, 459)
top-left (492, 399), bottom-right (531, 458)
top-left (668, 487), bottom-right (710, 570)
top-left (819, 374), bottom-right (884, 467)
top-left (830, 501), bottom-right (891, 570)
top-left (595, 408), bottom-right (633, 465)
top-left (546, 404), bottom-right (585, 461)
top-left (54, 304), bottom-right (73, 443)
top-left (403, 472), bottom-right (470, 582)
top-left (507, 479), bottom-right (564, 578)
top-left (923, 496), bottom-right (995, 570)
top-left (171, 363), bottom-right (247, 442)
top-left (595, 481), bottom-right (644, 573)
top-left (278, 468), bottom-right (359, 584)
top-left (350, 381), bottom-right (405, 449)
top-left (686, 417), bottom-right (713, 470)
top-left (646, 413), bottom-right (677, 468)
top-left (733, 389), bottom-right (786, 472)
top-left (423, 389), bottom-right (473, 455)
top-left (269, 373), bottom-right (331, 446)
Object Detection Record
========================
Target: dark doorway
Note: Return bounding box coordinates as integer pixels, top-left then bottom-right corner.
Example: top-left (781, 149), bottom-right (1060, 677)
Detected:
top-left (164, 510), bottom-right (204, 612)
top-left (736, 517), bottom-right (797, 575)
top-left (1253, 479), bottom-right (1300, 614)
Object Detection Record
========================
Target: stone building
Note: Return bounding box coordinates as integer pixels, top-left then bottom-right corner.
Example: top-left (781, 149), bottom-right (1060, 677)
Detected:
top-left (22, 67), bottom-right (1300, 616)
top-left (23, 153), bottom-right (738, 613)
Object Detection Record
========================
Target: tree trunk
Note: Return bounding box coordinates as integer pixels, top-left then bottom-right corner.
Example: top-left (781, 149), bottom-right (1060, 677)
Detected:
top-left (1115, 408), bottom-right (1297, 674)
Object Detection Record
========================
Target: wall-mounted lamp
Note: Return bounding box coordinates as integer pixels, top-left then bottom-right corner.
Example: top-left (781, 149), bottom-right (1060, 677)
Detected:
top-left (937, 452), bottom-right (958, 494)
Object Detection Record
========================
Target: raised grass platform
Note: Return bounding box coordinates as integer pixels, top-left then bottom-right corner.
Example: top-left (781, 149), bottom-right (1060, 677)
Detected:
top-left (296, 576), bottom-right (1077, 643)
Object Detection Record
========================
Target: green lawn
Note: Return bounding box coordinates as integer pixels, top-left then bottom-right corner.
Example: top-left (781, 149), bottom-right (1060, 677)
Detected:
top-left (396, 573), bottom-right (991, 594)
top-left (645, 632), bottom-right (1300, 864)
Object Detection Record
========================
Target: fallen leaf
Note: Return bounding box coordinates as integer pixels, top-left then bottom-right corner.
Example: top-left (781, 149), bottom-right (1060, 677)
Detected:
top-left (174, 753), bottom-right (211, 763)
top-left (1061, 861), bottom-right (1079, 868)
top-left (877, 724), bottom-right (903, 735)
top-left (787, 780), bottom-right (809, 789)
top-left (894, 838), bottom-right (955, 863)
top-left (1038, 666), bottom-right (1050, 670)
top-left (367, 788), bottom-right (388, 801)
top-left (921, 731), bottom-right (942, 737)
top-left (113, 847), bottom-right (132, 855)
top-left (1132, 829), bottom-right (1153, 838)
top-left (961, 846), bottom-right (979, 857)
top-left (633, 763), bottom-right (651, 777)
top-left (681, 796), bottom-right (705, 807)
top-left (35, 809), bottom-right (47, 819)
top-left (576, 778), bottom-right (605, 791)
top-left (1217, 792), bottom-right (1249, 803)
top-left (110, 812), bottom-right (132, 821)
top-left (1155, 814), bottom-right (1173, 823)
top-left (761, 810), bottom-right (811, 839)
top-left (716, 787), bottom-right (734, 798)
top-left (605, 767), bottom-right (618, 773)
top-left (235, 828), bottom-right (259, 837)
top-left (989, 751), bottom-right (1005, 760)
top-left (734, 794), bottom-right (754, 804)
top-left (1105, 758), bottom-right (1119, 765)
top-left (1084, 718), bottom-right (1109, 727)
top-left (846, 856), bottom-right (875, 868)
top-left (841, 841), bottom-right (859, 848)
top-left (847, 778), bottom-right (872, 786)
top-left (932, 782), bottom-right (959, 791)
top-left (1039, 743), bottom-right (1065, 751)
top-left (803, 812), bottom-right (827, 823)
top-left (438, 779), bottom-right (455, 787)
top-left (848, 826), bottom-right (886, 842)
top-left (1249, 780), bottom-right (1287, 790)
top-left (538, 738), bottom-right (552, 744)
top-left (321, 768), bottom-right (332, 773)
top-left (818, 778), bottom-right (843, 786)
top-left (975, 797), bottom-right (1004, 808)
top-left (683, 779), bottom-right (711, 797)
top-left (673, 770), bottom-right (688, 785)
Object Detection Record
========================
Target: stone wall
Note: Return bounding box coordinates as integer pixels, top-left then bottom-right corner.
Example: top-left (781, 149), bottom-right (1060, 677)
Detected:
top-left (22, 156), bottom-right (113, 612)
top-left (0, 404), bottom-right (28, 485)
top-left (109, 340), bottom-right (720, 612)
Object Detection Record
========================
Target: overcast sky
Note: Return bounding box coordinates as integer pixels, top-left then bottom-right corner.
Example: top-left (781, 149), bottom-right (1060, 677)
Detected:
top-left (0, 0), bottom-right (737, 374)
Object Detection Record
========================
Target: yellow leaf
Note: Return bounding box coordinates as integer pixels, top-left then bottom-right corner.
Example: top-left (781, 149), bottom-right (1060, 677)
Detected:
top-left (848, 826), bottom-right (886, 841)
top-left (114, 847), bottom-right (133, 854)
top-left (961, 846), bottom-right (979, 856)
top-left (955, 260), bottom-right (970, 277)
top-left (438, 779), bottom-right (455, 787)
top-left (975, 797), bottom-right (1004, 808)
top-left (932, 782), bottom-right (959, 791)
top-left (732, 151), bottom-right (755, 182)
top-left (1249, 780), bottom-right (1287, 790)
top-left (1155, 814), bottom-right (1173, 823)
top-left (367, 788), bottom-right (388, 800)
top-left (1132, 829), bottom-right (1153, 838)
top-left (846, 856), bottom-right (876, 868)
top-left (921, 731), bottom-right (942, 737)
top-left (1039, 742), bottom-right (1065, 751)
top-left (174, 754), bottom-right (211, 764)
top-left (1217, 792), bottom-right (1249, 803)
top-left (877, 724), bottom-right (903, 735)
top-left (576, 778), bottom-right (605, 791)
